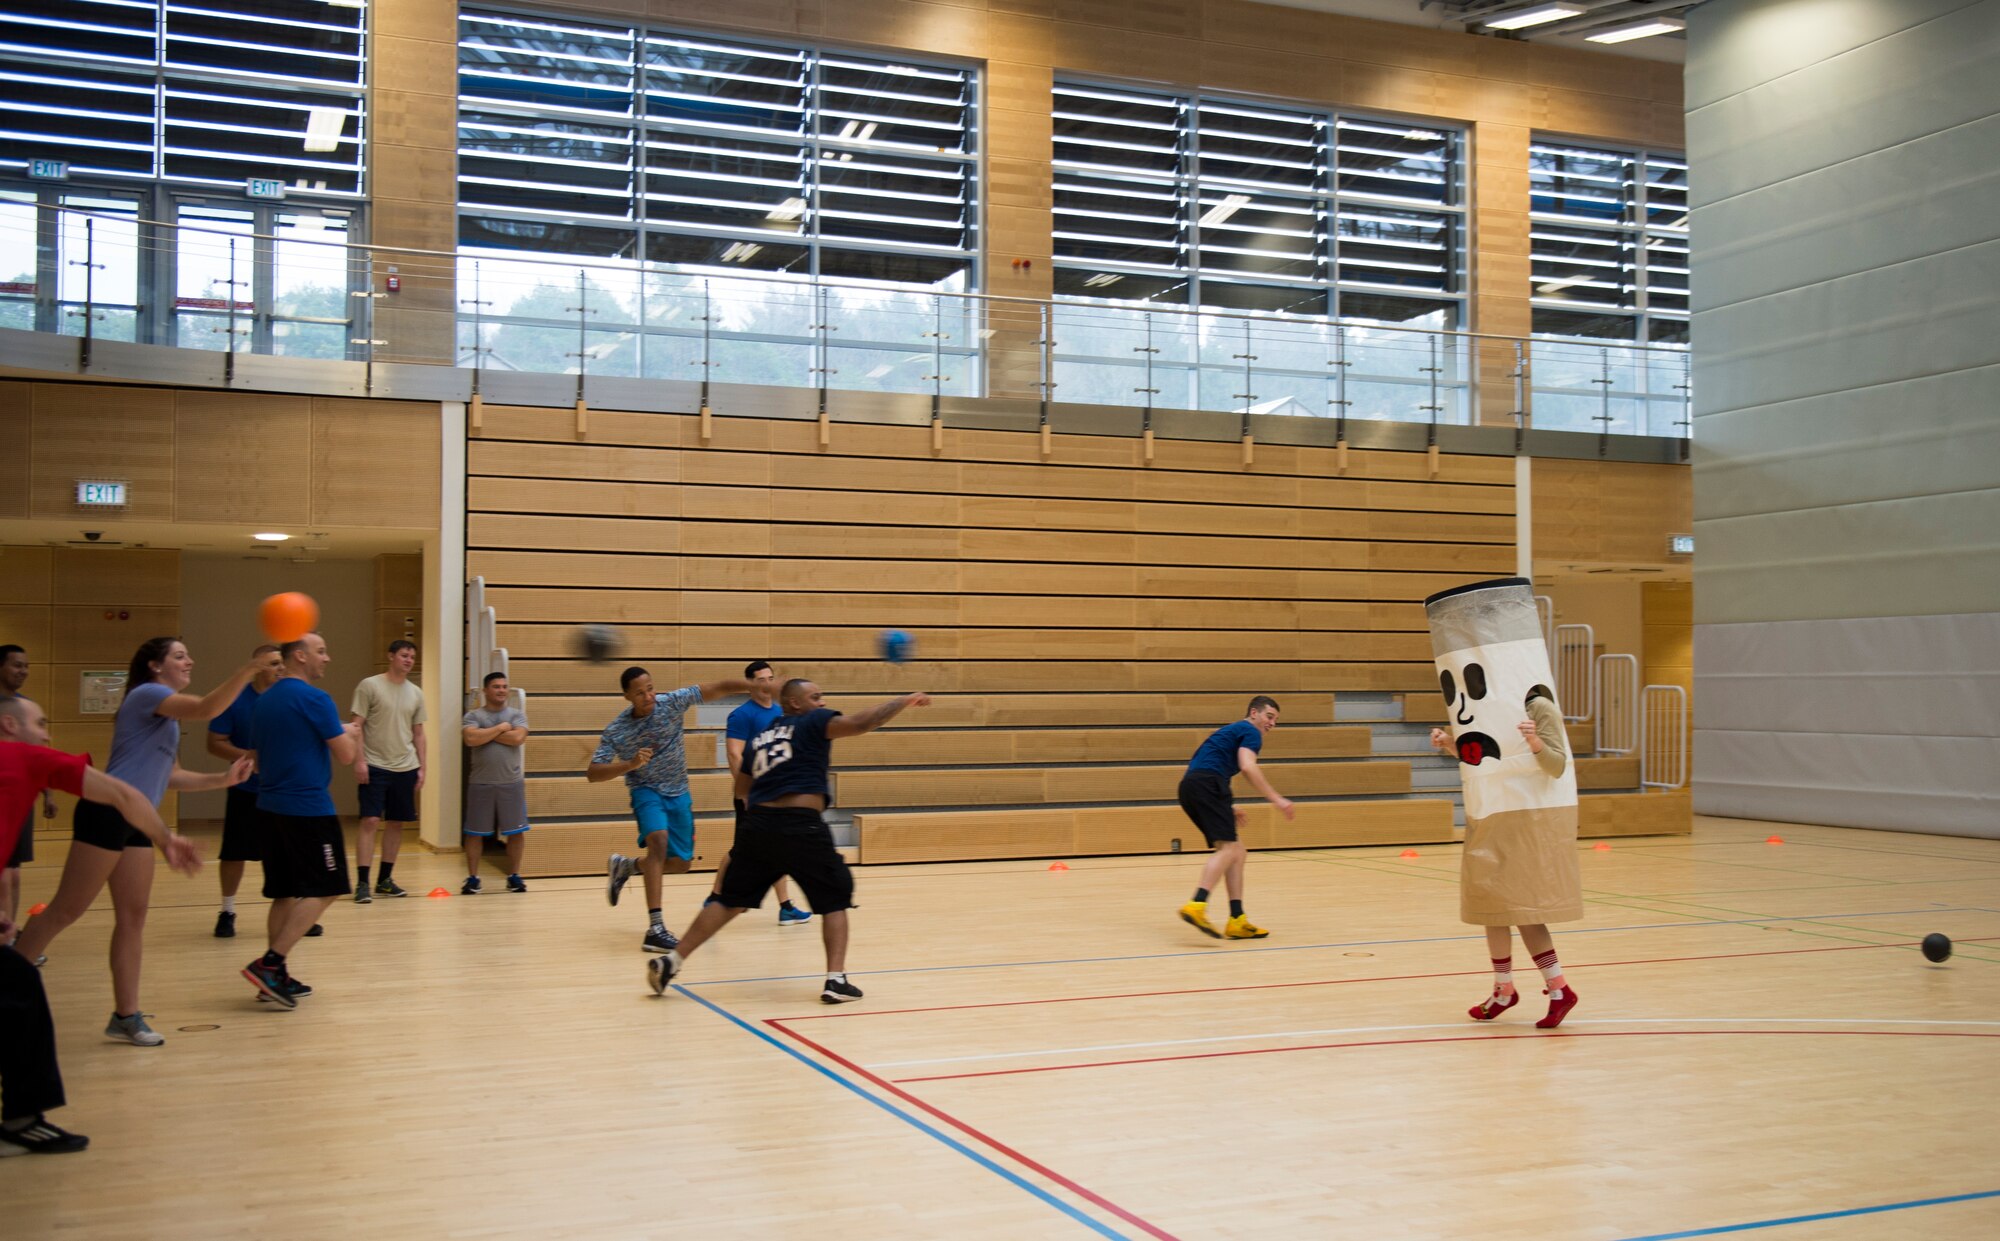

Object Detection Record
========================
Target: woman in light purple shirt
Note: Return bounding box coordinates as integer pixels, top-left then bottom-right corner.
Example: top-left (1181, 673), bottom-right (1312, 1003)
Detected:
top-left (14, 637), bottom-right (259, 1047)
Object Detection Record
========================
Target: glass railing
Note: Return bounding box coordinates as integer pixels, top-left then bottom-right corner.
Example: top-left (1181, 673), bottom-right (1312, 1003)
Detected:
top-left (0, 201), bottom-right (1692, 438)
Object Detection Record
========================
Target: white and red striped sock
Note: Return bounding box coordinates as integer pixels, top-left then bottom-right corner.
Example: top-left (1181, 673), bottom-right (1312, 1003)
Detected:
top-left (1491, 955), bottom-right (1515, 993)
top-left (1533, 949), bottom-right (1565, 997)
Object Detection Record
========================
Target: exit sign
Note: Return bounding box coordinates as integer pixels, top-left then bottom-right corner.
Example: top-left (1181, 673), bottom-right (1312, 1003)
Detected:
top-left (247, 177), bottom-right (287, 200)
top-left (29, 159), bottom-right (68, 180)
top-left (76, 480), bottom-right (128, 507)
top-left (1669, 534), bottom-right (1694, 555)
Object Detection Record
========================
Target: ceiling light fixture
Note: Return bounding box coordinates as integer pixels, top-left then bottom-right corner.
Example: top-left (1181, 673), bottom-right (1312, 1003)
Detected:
top-left (253, 532), bottom-right (291, 542)
top-left (1483, 4), bottom-right (1586, 31)
top-left (1198, 193), bottom-right (1251, 228)
top-left (1586, 17), bottom-right (1686, 43)
top-left (303, 106), bottom-right (345, 153)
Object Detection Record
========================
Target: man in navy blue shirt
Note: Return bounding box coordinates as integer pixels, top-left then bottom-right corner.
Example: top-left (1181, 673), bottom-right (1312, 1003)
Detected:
top-left (205, 643), bottom-right (283, 938)
top-left (705, 660), bottom-right (809, 924)
top-left (649, 679), bottom-right (929, 1004)
top-left (1178, 696), bottom-right (1294, 940)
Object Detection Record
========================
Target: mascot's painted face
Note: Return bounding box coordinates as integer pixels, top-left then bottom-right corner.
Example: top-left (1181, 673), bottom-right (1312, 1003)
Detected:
top-left (1439, 659), bottom-right (1499, 765)
top-left (1434, 641), bottom-right (1552, 767)
top-left (1424, 578), bottom-right (1560, 771)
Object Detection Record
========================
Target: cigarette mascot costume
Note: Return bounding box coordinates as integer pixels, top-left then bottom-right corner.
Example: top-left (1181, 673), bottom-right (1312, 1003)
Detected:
top-left (1424, 577), bottom-right (1581, 930)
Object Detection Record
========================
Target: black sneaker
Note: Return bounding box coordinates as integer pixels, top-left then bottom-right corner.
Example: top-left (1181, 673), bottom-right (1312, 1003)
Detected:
top-left (607, 854), bottom-right (635, 906)
top-left (375, 879), bottom-right (409, 898)
top-left (241, 958), bottom-right (296, 1008)
top-left (821, 975), bottom-right (864, 1004)
top-left (213, 910), bottom-right (236, 938)
top-left (353, 886), bottom-right (372, 905)
top-left (304, 923), bottom-right (324, 937)
top-left (461, 876), bottom-right (482, 896)
top-left (646, 952), bottom-right (680, 995)
top-left (506, 874), bottom-right (527, 893)
top-left (642, 926), bottom-right (679, 954)
top-left (0, 1116), bottom-right (89, 1156)
top-left (256, 975), bottom-right (313, 1003)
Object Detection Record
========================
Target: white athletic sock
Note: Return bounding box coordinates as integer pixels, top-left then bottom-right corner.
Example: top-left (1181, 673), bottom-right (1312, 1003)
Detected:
top-left (827, 972), bottom-right (846, 983)
top-left (667, 949), bottom-right (683, 970)
top-left (221, 895), bottom-right (235, 914)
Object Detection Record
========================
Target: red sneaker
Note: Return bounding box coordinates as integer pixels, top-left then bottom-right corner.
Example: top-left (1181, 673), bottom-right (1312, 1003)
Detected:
top-left (1536, 985), bottom-right (1579, 1029)
top-left (1469, 989), bottom-right (1520, 1021)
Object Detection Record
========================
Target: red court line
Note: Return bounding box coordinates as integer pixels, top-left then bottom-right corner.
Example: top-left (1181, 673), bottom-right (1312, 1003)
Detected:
top-left (782, 937), bottom-right (2000, 1023)
top-left (893, 1029), bottom-right (2000, 1084)
top-left (768, 1016), bottom-right (1182, 1241)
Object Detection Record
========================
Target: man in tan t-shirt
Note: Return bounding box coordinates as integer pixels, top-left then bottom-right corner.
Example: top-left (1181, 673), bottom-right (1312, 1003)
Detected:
top-left (350, 640), bottom-right (426, 901)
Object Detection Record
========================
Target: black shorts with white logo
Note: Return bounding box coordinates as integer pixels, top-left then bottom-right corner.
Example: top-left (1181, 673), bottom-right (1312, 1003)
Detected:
top-left (258, 809), bottom-right (351, 899)
top-left (715, 805), bottom-right (853, 914)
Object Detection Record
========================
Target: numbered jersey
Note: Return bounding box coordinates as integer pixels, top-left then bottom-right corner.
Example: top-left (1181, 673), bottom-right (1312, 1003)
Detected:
top-left (745, 707), bottom-right (841, 806)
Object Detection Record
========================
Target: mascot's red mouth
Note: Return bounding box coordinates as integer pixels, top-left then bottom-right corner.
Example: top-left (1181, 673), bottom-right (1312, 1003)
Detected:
top-left (1456, 731), bottom-right (1500, 765)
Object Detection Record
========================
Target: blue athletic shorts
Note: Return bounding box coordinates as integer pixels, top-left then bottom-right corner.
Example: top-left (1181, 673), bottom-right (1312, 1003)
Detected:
top-left (630, 786), bottom-right (694, 858)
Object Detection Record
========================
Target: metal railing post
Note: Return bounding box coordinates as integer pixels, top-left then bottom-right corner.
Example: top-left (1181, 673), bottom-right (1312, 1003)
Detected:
top-left (1135, 314), bottom-right (1159, 462)
top-left (1232, 318), bottom-right (1257, 464)
top-left (79, 218), bottom-right (97, 370)
top-left (1511, 339), bottom-right (1527, 453)
top-left (1037, 302), bottom-right (1053, 455)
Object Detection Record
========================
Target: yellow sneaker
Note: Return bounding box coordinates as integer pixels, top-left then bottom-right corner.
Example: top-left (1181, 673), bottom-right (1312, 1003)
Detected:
top-left (1178, 900), bottom-right (1221, 938)
top-left (1225, 915), bottom-right (1269, 939)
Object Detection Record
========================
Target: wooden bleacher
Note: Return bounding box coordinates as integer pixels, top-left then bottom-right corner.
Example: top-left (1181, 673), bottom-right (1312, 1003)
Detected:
top-left (467, 406), bottom-right (1689, 877)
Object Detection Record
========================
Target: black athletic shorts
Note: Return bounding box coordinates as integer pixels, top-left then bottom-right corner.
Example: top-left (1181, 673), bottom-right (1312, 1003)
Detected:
top-left (8, 809), bottom-right (33, 866)
top-left (72, 799), bottom-right (152, 851)
top-left (1177, 772), bottom-right (1239, 846)
top-left (219, 786), bottom-right (262, 862)
top-left (259, 810), bottom-right (351, 899)
top-left (715, 805), bottom-right (852, 914)
top-left (357, 767), bottom-right (419, 821)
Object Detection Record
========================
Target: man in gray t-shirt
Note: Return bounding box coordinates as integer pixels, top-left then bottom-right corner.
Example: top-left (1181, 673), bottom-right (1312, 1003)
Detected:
top-left (461, 671), bottom-right (530, 894)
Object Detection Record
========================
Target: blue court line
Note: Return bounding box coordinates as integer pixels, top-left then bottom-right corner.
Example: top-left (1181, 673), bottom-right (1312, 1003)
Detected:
top-left (688, 905), bottom-right (1978, 985)
top-left (674, 984), bottom-right (1134, 1241)
top-left (1612, 1188), bottom-right (2000, 1240)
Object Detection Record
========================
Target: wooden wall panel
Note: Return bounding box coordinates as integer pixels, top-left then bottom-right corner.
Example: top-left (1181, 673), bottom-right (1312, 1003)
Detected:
top-left (310, 399), bottom-right (442, 526)
top-left (30, 385), bottom-right (176, 522)
top-left (0, 546), bottom-right (53, 603)
top-left (1533, 458), bottom-right (1693, 567)
top-left (173, 391), bottom-right (312, 524)
top-left (54, 548), bottom-right (179, 605)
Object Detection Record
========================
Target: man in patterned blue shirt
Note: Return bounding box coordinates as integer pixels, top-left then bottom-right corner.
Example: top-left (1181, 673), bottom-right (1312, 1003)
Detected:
top-left (590, 666), bottom-right (753, 953)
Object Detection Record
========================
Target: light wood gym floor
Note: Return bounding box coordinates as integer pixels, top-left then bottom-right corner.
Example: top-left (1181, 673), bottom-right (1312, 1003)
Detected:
top-left (5, 814), bottom-right (1997, 1240)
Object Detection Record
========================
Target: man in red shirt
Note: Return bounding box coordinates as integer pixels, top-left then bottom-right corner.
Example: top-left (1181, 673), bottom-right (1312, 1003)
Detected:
top-left (0, 694), bottom-right (198, 1156)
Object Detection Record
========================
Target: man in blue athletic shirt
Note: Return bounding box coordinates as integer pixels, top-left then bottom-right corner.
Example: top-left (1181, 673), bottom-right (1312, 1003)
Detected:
top-left (704, 660), bottom-right (809, 925)
top-left (649, 679), bottom-right (929, 1004)
top-left (1177, 696), bottom-right (1294, 940)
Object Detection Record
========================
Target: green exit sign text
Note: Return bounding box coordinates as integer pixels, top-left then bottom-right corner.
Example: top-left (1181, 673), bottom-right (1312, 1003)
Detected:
top-left (76, 481), bottom-right (128, 507)
top-left (247, 177), bottom-right (287, 199)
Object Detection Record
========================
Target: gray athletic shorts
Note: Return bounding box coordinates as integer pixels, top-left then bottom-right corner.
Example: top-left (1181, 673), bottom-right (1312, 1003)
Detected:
top-left (463, 781), bottom-right (530, 837)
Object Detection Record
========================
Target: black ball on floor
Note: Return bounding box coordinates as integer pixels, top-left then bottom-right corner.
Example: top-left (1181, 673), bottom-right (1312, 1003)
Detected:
top-left (576, 624), bottom-right (624, 664)
top-left (1921, 932), bottom-right (1952, 963)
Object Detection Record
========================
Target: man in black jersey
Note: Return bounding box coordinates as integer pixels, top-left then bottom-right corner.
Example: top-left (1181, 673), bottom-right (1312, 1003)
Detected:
top-left (647, 679), bottom-right (929, 1004)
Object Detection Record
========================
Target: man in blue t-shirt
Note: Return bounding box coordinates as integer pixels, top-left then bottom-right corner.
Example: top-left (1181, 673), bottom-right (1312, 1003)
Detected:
top-left (205, 644), bottom-right (283, 938)
top-left (649, 679), bottom-right (930, 1005)
top-left (1177, 696), bottom-right (1294, 941)
top-left (590, 666), bottom-right (755, 954)
top-left (704, 660), bottom-right (809, 925)
top-left (241, 633), bottom-right (362, 1008)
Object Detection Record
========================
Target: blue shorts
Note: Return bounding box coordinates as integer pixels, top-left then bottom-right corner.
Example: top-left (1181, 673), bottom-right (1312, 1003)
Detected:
top-left (631, 786), bottom-right (694, 859)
